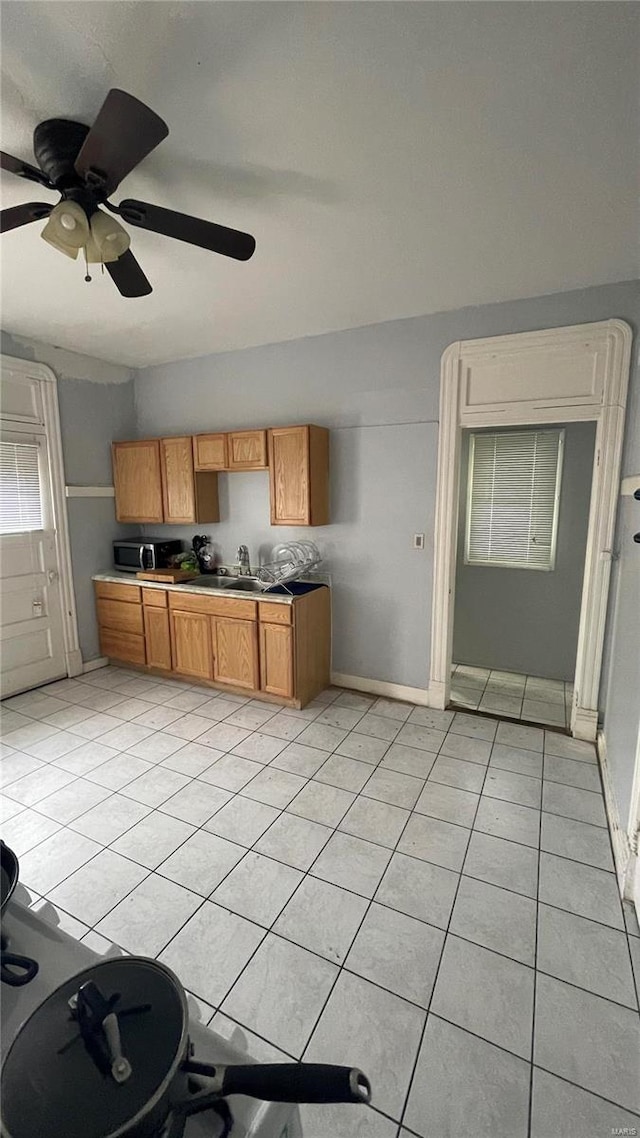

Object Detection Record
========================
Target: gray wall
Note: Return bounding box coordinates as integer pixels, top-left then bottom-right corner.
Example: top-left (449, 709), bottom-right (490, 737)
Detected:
top-left (1, 331), bottom-right (137, 661)
top-left (135, 279), bottom-right (639, 691)
top-left (453, 422), bottom-right (596, 680)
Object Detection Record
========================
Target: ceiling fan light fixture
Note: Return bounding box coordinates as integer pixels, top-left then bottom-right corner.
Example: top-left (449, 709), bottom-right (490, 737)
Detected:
top-left (88, 209), bottom-right (130, 262)
top-left (40, 200), bottom-right (89, 256)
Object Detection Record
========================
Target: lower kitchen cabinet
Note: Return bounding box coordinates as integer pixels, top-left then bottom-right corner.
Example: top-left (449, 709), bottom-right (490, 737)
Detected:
top-left (144, 605), bottom-right (172, 671)
top-left (170, 610), bottom-right (213, 681)
top-left (213, 617), bottom-right (259, 690)
top-left (95, 580), bottom-right (330, 707)
top-left (260, 622), bottom-right (294, 698)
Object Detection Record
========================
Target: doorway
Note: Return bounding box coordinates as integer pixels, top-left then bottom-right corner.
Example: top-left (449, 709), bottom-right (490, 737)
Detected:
top-left (0, 355), bottom-right (81, 697)
top-left (429, 319), bottom-right (632, 741)
top-left (450, 421), bottom-right (596, 729)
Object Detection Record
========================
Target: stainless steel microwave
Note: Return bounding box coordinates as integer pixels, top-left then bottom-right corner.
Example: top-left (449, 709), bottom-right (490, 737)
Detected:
top-left (113, 538), bottom-right (183, 574)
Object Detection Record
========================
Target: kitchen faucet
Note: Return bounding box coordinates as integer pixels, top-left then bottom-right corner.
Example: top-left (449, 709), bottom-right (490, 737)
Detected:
top-left (236, 545), bottom-right (251, 576)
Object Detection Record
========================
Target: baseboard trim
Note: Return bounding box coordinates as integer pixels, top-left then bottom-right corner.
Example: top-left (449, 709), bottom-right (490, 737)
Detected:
top-left (65, 649), bottom-right (84, 677)
top-left (83, 656), bottom-right (109, 673)
top-left (573, 706), bottom-right (598, 742)
top-left (331, 672), bottom-right (431, 706)
top-left (597, 729), bottom-right (630, 895)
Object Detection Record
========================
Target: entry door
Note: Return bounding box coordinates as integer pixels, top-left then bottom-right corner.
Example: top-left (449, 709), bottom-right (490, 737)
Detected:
top-left (0, 432), bottom-right (67, 696)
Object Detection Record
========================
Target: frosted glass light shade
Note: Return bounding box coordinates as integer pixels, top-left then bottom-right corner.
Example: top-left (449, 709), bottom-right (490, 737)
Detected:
top-left (41, 201), bottom-right (89, 256)
top-left (88, 211), bottom-right (130, 262)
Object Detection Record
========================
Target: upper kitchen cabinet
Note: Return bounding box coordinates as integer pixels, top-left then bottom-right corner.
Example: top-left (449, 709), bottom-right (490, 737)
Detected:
top-left (160, 436), bottom-right (220, 524)
top-left (112, 438), bottom-right (219, 525)
top-left (227, 430), bottom-right (268, 470)
top-left (112, 440), bottom-right (164, 523)
top-left (193, 433), bottom-right (228, 471)
top-left (268, 425), bottom-right (330, 526)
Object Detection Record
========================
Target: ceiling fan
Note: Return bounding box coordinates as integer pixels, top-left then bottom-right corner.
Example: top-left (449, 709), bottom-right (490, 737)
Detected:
top-left (0, 89), bottom-right (256, 297)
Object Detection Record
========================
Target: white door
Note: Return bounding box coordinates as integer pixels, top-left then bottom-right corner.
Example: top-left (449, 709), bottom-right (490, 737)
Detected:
top-left (0, 431), bottom-right (67, 696)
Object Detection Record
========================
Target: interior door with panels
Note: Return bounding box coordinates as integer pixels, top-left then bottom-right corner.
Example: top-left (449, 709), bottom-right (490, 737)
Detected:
top-left (0, 431), bottom-right (67, 696)
top-left (112, 440), bottom-right (163, 523)
top-left (213, 616), bottom-right (259, 689)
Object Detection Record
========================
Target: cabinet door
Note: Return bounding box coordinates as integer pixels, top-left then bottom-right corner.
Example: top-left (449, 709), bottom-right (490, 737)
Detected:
top-left (213, 617), bottom-right (258, 689)
top-left (160, 436), bottom-right (196, 524)
top-left (268, 426), bottom-right (309, 524)
top-left (144, 605), bottom-right (172, 670)
top-left (193, 433), bottom-right (228, 471)
top-left (228, 430), bottom-right (267, 470)
top-left (170, 610), bottom-right (213, 680)
top-left (112, 440), bottom-right (163, 523)
top-left (260, 622), bottom-right (294, 698)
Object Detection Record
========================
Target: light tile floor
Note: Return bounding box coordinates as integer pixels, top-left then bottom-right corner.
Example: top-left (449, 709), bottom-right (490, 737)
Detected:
top-left (452, 664), bottom-right (573, 729)
top-left (2, 667), bottom-right (639, 1137)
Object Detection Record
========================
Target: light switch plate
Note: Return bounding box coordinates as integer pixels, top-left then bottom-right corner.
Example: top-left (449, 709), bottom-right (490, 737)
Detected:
top-left (413, 533), bottom-right (425, 549)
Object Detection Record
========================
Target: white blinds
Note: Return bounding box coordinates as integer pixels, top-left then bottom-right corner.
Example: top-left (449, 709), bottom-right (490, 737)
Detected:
top-left (465, 428), bottom-right (564, 570)
top-left (0, 441), bottom-right (44, 534)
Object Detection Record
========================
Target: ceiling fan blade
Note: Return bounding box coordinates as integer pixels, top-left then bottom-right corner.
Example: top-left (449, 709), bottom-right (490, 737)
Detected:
top-left (118, 199), bottom-right (256, 261)
top-left (1, 150), bottom-right (53, 188)
top-left (74, 89), bottom-right (168, 196)
top-left (105, 249), bottom-right (152, 297)
top-left (1, 202), bottom-right (52, 233)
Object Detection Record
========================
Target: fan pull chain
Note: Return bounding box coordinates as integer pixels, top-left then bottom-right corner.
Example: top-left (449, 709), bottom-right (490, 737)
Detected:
top-left (83, 246), bottom-right (91, 283)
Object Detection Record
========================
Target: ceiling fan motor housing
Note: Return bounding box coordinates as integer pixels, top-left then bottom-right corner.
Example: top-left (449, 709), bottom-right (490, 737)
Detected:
top-left (33, 119), bottom-right (92, 195)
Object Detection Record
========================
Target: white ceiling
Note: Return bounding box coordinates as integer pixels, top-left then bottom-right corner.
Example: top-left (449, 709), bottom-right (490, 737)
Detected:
top-left (1, 2), bottom-right (637, 368)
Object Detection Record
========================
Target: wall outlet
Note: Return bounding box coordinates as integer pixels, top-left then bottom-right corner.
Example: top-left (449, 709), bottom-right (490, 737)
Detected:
top-left (413, 533), bottom-right (425, 550)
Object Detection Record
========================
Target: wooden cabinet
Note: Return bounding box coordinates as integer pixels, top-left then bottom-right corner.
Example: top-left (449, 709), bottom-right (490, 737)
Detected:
top-left (96, 577), bottom-right (330, 708)
top-left (113, 437), bottom-right (219, 525)
top-left (112, 440), bottom-right (164, 523)
top-left (193, 433), bottom-right (228, 471)
top-left (213, 617), bottom-right (259, 689)
top-left (170, 610), bottom-right (213, 681)
top-left (144, 598), bottom-right (172, 671)
top-left (260, 622), bottom-right (294, 698)
top-left (228, 430), bottom-right (267, 470)
top-left (160, 436), bottom-right (220, 524)
top-left (268, 425), bottom-right (329, 526)
top-left (94, 582), bottom-right (145, 665)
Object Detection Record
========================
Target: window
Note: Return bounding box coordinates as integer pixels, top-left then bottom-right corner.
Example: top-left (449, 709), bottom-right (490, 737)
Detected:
top-left (0, 440), bottom-right (44, 534)
top-left (464, 428), bottom-right (564, 571)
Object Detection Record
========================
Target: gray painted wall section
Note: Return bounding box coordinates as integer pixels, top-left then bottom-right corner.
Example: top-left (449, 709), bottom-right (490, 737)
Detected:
top-left (136, 279), bottom-right (639, 691)
top-left (453, 422), bottom-right (596, 680)
top-left (1, 330), bottom-right (137, 661)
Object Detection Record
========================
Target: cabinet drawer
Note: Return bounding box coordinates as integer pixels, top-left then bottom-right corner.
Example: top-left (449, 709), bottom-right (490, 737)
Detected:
top-left (258, 602), bottom-right (292, 626)
top-left (168, 592), bottom-right (256, 620)
top-left (95, 581), bottom-right (141, 604)
top-left (99, 628), bottom-right (146, 666)
top-left (142, 588), bottom-right (168, 608)
top-left (97, 598), bottom-right (144, 635)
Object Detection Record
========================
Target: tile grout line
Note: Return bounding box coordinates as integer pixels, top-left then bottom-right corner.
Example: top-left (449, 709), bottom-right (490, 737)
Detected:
top-left (396, 741), bottom-right (494, 1132)
top-left (527, 797), bottom-right (543, 1138)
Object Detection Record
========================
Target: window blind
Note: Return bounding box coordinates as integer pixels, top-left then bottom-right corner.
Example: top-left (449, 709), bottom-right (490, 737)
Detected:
top-left (0, 441), bottom-right (44, 534)
top-left (465, 428), bottom-right (564, 571)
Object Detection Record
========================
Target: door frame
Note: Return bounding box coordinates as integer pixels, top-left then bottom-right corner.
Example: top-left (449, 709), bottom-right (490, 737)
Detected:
top-left (1, 353), bottom-right (82, 677)
top-left (429, 319), bottom-right (632, 740)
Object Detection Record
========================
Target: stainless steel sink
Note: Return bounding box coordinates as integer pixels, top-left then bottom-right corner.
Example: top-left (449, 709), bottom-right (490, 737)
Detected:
top-left (180, 576), bottom-right (264, 593)
top-left (221, 578), bottom-right (264, 593)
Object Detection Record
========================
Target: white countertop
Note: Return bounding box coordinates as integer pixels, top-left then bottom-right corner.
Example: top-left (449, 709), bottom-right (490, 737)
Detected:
top-left (92, 571), bottom-right (296, 604)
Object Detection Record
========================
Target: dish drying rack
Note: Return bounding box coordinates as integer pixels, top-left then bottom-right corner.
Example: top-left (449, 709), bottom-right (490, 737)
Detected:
top-left (256, 541), bottom-right (323, 590)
